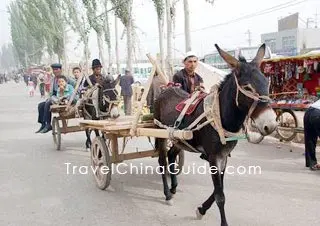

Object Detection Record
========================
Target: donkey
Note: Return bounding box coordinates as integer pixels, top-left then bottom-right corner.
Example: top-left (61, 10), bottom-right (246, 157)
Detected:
top-left (154, 44), bottom-right (277, 226)
top-left (82, 75), bottom-right (120, 150)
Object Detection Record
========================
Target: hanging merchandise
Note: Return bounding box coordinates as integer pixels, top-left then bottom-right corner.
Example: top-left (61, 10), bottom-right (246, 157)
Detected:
top-left (295, 64), bottom-right (300, 79)
top-left (287, 63), bottom-right (293, 80)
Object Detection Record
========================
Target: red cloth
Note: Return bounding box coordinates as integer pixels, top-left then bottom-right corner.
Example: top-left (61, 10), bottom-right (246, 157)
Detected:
top-left (175, 92), bottom-right (208, 115)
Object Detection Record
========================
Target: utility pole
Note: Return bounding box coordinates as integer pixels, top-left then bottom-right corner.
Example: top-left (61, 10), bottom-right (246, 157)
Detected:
top-left (183, 0), bottom-right (192, 52)
top-left (306, 18), bottom-right (314, 28)
top-left (245, 29), bottom-right (252, 47)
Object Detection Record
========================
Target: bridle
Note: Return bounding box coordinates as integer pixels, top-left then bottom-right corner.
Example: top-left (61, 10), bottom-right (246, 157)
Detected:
top-left (83, 85), bottom-right (120, 119)
top-left (102, 87), bottom-right (121, 114)
top-left (233, 73), bottom-right (271, 130)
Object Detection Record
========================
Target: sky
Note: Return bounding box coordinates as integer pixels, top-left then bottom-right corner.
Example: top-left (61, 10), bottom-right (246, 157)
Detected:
top-left (0, 0), bottom-right (320, 64)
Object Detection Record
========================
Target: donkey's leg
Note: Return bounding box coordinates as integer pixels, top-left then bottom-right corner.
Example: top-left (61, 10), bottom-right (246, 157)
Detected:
top-left (214, 156), bottom-right (228, 226)
top-left (94, 129), bottom-right (100, 137)
top-left (92, 90), bottom-right (100, 118)
top-left (167, 145), bottom-right (180, 194)
top-left (156, 138), bottom-right (172, 203)
top-left (85, 129), bottom-right (92, 150)
top-left (197, 155), bottom-right (229, 226)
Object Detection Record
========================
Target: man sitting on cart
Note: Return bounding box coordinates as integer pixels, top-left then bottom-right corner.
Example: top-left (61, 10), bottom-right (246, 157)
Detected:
top-left (173, 51), bottom-right (204, 93)
top-left (172, 51), bottom-right (214, 160)
top-left (35, 63), bottom-right (75, 134)
top-left (304, 99), bottom-right (320, 170)
top-left (83, 59), bottom-right (106, 88)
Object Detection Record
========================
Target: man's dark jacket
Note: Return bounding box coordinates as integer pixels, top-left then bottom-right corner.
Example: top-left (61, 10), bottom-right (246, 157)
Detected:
top-left (173, 69), bottom-right (203, 94)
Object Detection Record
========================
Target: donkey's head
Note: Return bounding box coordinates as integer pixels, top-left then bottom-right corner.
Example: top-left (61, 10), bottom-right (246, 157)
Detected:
top-left (215, 44), bottom-right (277, 136)
top-left (100, 75), bottom-right (120, 118)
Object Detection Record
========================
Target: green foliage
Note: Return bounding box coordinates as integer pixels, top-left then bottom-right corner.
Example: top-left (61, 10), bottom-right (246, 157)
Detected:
top-left (110, 0), bottom-right (131, 26)
top-left (8, 0), bottom-right (67, 66)
top-left (82, 0), bottom-right (104, 34)
top-left (8, 1), bottom-right (44, 67)
top-left (0, 44), bottom-right (15, 70)
top-left (151, 0), bottom-right (164, 18)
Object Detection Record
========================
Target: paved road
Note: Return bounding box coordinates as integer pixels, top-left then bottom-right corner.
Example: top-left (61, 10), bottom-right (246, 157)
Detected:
top-left (0, 81), bottom-right (319, 226)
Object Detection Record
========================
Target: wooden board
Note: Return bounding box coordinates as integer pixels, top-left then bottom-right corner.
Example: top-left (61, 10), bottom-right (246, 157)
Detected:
top-left (50, 105), bottom-right (67, 113)
top-left (79, 117), bottom-right (154, 132)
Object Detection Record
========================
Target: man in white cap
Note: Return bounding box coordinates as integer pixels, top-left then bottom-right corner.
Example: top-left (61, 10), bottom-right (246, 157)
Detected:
top-left (173, 51), bottom-right (204, 94)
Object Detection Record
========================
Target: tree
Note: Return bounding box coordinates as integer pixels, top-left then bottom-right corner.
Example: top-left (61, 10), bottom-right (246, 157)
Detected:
top-left (0, 44), bottom-right (16, 70)
top-left (183, 0), bottom-right (215, 52)
top-left (110, 0), bottom-right (134, 73)
top-left (63, 0), bottom-right (91, 75)
top-left (103, 0), bottom-right (113, 73)
top-left (114, 15), bottom-right (120, 74)
top-left (165, 0), bottom-right (174, 79)
top-left (12, 0), bottom-right (67, 68)
top-left (152, 0), bottom-right (165, 72)
top-left (82, 0), bottom-right (107, 71)
top-left (8, 1), bottom-right (44, 67)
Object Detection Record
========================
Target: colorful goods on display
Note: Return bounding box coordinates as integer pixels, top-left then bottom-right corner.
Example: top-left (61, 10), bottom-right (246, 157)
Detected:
top-left (261, 54), bottom-right (320, 110)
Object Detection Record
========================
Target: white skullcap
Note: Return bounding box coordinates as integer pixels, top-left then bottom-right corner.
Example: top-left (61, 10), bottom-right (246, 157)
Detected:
top-left (184, 51), bottom-right (198, 61)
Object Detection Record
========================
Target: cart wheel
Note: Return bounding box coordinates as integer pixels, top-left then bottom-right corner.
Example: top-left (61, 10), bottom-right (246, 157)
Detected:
top-left (276, 109), bottom-right (298, 142)
top-left (166, 140), bottom-right (185, 175)
top-left (52, 117), bottom-right (61, 150)
top-left (246, 118), bottom-right (265, 144)
top-left (91, 136), bottom-right (111, 190)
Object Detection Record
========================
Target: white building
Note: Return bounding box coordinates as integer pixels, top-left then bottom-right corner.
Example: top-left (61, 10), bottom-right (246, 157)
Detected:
top-left (261, 13), bottom-right (320, 56)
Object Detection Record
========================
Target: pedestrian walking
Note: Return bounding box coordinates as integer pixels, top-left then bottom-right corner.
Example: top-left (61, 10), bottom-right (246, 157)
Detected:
top-left (119, 69), bottom-right (134, 115)
top-left (304, 99), bottom-right (320, 170)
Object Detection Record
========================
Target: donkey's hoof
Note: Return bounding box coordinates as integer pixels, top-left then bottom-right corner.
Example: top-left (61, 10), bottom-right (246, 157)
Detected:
top-left (86, 148), bottom-right (91, 152)
top-left (170, 187), bottom-right (176, 195)
top-left (196, 208), bottom-right (204, 220)
top-left (165, 199), bottom-right (173, 206)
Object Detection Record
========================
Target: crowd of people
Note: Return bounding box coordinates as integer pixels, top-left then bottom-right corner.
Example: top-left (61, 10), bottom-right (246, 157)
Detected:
top-left (34, 53), bottom-right (203, 134)
top-left (35, 59), bottom-right (135, 133)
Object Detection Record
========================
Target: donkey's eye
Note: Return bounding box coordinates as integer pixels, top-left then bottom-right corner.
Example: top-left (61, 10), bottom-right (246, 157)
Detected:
top-left (244, 86), bottom-right (252, 91)
top-left (243, 85), bottom-right (255, 92)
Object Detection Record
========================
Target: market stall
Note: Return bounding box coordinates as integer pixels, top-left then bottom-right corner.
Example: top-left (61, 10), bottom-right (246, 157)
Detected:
top-left (247, 53), bottom-right (320, 143)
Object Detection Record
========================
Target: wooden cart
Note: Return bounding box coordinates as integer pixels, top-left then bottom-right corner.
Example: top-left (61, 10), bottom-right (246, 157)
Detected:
top-left (79, 117), bottom-right (187, 190)
top-left (78, 54), bottom-right (190, 190)
top-left (50, 105), bottom-right (84, 150)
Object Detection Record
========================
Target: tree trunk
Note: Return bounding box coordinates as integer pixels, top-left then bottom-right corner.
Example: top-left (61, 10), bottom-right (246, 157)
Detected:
top-left (126, 0), bottom-right (133, 74)
top-left (63, 28), bottom-right (68, 75)
top-left (84, 36), bottom-right (90, 76)
top-left (97, 32), bottom-right (106, 72)
top-left (115, 15), bottom-right (120, 74)
top-left (103, 0), bottom-right (112, 73)
top-left (166, 0), bottom-right (173, 80)
top-left (158, 15), bottom-right (165, 73)
top-left (183, 0), bottom-right (191, 52)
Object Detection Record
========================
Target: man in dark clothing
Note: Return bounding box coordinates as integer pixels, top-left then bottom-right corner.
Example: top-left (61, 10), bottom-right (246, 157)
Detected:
top-left (173, 51), bottom-right (204, 94)
top-left (36, 63), bottom-right (75, 134)
top-left (119, 69), bottom-right (134, 115)
top-left (173, 51), bottom-right (209, 161)
top-left (84, 59), bottom-right (106, 88)
top-left (304, 100), bottom-right (320, 170)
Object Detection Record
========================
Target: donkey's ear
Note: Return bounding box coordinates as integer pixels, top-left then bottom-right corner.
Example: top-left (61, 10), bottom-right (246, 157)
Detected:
top-left (215, 44), bottom-right (239, 70)
top-left (251, 43), bottom-right (266, 67)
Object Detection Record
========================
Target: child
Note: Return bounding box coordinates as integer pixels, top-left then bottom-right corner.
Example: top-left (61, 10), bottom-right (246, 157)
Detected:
top-left (28, 78), bottom-right (35, 97)
top-left (38, 73), bottom-right (45, 98)
top-left (57, 75), bottom-right (76, 104)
